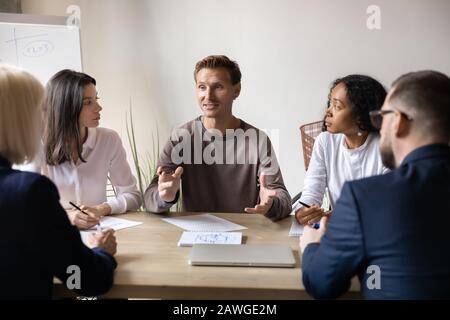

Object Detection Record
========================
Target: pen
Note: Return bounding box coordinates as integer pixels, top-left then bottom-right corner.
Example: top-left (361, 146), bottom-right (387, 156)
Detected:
top-left (69, 201), bottom-right (88, 215)
top-left (69, 201), bottom-right (102, 232)
top-left (297, 201), bottom-right (322, 229)
top-left (298, 200), bottom-right (311, 208)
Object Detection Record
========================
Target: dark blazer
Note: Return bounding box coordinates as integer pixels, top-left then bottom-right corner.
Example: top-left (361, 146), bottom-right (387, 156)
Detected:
top-left (0, 155), bottom-right (117, 299)
top-left (302, 144), bottom-right (450, 299)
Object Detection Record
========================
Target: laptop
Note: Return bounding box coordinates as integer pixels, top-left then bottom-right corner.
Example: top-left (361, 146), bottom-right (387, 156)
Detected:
top-left (189, 244), bottom-right (296, 268)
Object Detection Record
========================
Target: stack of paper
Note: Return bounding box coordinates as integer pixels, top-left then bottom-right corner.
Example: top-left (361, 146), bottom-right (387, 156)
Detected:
top-left (178, 231), bottom-right (242, 247)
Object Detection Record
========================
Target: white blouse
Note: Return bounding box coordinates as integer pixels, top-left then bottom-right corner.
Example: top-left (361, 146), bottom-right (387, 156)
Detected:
top-left (42, 127), bottom-right (141, 214)
top-left (293, 131), bottom-right (388, 212)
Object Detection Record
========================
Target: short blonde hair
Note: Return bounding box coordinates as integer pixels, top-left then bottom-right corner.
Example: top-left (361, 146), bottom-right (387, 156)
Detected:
top-left (0, 64), bottom-right (45, 164)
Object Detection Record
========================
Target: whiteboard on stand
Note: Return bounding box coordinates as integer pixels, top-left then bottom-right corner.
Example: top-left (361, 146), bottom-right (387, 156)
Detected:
top-left (0, 12), bottom-right (82, 85)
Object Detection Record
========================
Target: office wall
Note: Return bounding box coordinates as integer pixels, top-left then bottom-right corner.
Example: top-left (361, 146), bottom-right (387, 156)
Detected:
top-left (0, 0), bottom-right (21, 13)
top-left (22, 0), bottom-right (450, 196)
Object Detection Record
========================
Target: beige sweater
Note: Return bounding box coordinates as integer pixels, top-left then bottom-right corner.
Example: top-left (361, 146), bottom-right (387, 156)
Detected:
top-left (144, 117), bottom-right (292, 221)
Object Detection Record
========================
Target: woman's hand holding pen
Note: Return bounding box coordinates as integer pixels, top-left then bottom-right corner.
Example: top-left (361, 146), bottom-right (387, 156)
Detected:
top-left (295, 204), bottom-right (326, 226)
top-left (88, 228), bottom-right (117, 256)
top-left (80, 203), bottom-right (111, 218)
top-left (67, 209), bottom-right (99, 230)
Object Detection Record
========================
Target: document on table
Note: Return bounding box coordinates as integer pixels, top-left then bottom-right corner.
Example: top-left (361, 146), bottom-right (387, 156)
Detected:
top-left (178, 231), bottom-right (242, 247)
top-left (87, 216), bottom-right (142, 231)
top-left (162, 214), bottom-right (247, 232)
top-left (289, 219), bottom-right (304, 236)
top-left (80, 216), bottom-right (142, 245)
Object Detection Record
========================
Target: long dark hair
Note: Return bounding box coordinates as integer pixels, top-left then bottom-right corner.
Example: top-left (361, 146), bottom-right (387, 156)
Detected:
top-left (327, 74), bottom-right (387, 133)
top-left (44, 69), bottom-right (96, 165)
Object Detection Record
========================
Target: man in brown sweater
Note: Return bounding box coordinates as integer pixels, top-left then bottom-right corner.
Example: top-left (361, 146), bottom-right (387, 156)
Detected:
top-left (144, 55), bottom-right (291, 221)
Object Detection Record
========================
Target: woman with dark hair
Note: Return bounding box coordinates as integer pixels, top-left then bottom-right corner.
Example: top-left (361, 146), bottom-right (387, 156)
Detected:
top-left (41, 69), bottom-right (141, 229)
top-left (295, 74), bottom-right (389, 226)
top-left (0, 64), bottom-right (116, 299)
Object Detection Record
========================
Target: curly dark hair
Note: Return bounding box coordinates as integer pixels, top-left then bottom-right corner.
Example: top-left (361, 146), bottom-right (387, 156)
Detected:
top-left (326, 74), bottom-right (387, 133)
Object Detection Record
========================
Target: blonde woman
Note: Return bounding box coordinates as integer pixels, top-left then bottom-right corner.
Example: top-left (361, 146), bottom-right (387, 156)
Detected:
top-left (0, 64), bottom-right (117, 299)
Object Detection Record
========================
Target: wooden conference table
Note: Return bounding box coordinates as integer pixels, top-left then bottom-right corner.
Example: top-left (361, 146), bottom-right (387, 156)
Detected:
top-left (54, 211), bottom-right (360, 299)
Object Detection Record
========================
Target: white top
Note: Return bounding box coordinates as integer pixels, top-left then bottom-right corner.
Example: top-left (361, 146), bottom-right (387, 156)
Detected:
top-left (293, 131), bottom-right (388, 211)
top-left (42, 127), bottom-right (141, 214)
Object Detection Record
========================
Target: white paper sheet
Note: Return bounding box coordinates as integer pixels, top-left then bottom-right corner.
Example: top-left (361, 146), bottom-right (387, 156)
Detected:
top-left (88, 216), bottom-right (142, 231)
top-left (178, 231), bottom-right (242, 247)
top-left (80, 216), bottom-right (142, 245)
top-left (289, 219), bottom-right (304, 236)
top-left (162, 214), bottom-right (247, 232)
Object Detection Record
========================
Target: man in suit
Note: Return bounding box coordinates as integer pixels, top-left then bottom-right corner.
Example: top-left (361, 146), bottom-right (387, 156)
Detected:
top-left (300, 70), bottom-right (450, 299)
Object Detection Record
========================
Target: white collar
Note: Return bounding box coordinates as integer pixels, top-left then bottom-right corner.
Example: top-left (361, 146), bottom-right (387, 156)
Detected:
top-left (341, 132), bottom-right (374, 153)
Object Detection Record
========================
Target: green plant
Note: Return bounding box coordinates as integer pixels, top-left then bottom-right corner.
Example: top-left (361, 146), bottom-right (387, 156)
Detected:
top-left (125, 102), bottom-right (182, 212)
top-left (126, 103), bottom-right (158, 211)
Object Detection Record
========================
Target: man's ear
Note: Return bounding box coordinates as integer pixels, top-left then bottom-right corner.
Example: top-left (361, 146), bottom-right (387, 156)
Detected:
top-left (233, 83), bottom-right (241, 99)
top-left (394, 112), bottom-right (411, 138)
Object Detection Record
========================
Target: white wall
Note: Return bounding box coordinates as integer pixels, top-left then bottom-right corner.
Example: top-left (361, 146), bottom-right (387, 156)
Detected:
top-left (22, 0), bottom-right (450, 196)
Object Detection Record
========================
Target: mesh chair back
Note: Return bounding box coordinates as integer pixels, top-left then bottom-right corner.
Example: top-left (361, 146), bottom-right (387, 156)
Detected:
top-left (300, 121), bottom-right (324, 171)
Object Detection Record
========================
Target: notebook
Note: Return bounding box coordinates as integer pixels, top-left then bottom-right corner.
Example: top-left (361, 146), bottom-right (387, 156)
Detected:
top-left (189, 244), bottom-right (296, 268)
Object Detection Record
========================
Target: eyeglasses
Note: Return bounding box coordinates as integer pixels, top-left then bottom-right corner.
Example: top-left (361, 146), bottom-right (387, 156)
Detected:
top-left (369, 109), bottom-right (413, 129)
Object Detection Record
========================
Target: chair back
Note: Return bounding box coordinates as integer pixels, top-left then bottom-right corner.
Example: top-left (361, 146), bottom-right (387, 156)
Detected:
top-left (300, 121), bottom-right (324, 171)
top-left (106, 176), bottom-right (117, 199)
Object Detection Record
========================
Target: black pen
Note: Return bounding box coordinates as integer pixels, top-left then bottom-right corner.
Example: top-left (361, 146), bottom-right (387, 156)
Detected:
top-left (69, 201), bottom-right (88, 215)
top-left (299, 200), bottom-right (331, 215)
top-left (298, 200), bottom-right (311, 208)
top-left (69, 201), bottom-right (102, 232)
top-left (296, 200), bottom-right (322, 229)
